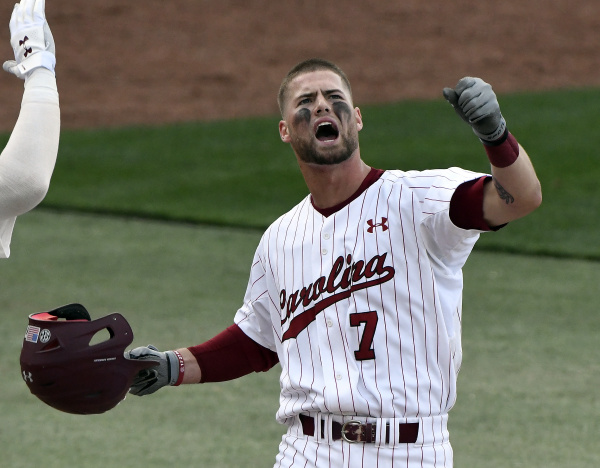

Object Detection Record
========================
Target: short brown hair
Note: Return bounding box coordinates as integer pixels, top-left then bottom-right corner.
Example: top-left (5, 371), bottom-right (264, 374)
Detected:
top-left (277, 58), bottom-right (352, 116)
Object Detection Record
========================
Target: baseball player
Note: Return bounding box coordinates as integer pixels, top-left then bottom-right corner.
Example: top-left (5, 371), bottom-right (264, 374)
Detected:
top-left (0, 0), bottom-right (59, 258)
top-left (127, 59), bottom-right (542, 467)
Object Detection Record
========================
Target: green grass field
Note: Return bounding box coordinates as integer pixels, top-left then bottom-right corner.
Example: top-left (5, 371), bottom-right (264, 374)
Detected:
top-left (1, 88), bottom-right (599, 467)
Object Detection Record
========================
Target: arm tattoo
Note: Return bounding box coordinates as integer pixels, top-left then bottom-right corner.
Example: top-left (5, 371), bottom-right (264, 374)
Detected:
top-left (493, 178), bottom-right (515, 205)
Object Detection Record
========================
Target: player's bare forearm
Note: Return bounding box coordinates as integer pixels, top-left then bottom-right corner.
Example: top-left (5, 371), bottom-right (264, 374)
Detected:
top-left (483, 143), bottom-right (542, 227)
top-left (177, 348), bottom-right (202, 384)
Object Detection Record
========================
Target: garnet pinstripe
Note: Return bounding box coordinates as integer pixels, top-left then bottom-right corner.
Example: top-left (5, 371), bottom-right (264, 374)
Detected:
top-left (235, 167), bottom-right (487, 467)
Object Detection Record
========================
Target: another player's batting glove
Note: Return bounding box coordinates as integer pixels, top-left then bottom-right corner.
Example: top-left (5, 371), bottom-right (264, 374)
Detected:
top-left (125, 345), bottom-right (185, 396)
top-left (3, 0), bottom-right (56, 79)
top-left (443, 77), bottom-right (507, 145)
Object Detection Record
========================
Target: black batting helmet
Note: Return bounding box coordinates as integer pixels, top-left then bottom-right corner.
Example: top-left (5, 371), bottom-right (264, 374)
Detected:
top-left (20, 303), bottom-right (156, 415)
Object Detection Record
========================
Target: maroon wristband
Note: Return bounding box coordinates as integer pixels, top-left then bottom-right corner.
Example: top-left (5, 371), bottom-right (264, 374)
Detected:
top-left (484, 131), bottom-right (520, 168)
top-left (172, 350), bottom-right (185, 386)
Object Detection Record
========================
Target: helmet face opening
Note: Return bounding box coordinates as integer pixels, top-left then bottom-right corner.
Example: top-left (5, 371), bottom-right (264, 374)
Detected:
top-left (20, 304), bottom-right (157, 415)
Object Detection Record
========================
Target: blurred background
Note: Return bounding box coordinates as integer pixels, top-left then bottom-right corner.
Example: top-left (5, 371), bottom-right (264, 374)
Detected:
top-left (1, 1), bottom-right (599, 467)
top-left (1, 0), bottom-right (600, 131)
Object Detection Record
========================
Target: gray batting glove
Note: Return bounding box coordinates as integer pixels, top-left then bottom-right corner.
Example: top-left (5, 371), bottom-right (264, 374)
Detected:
top-left (443, 77), bottom-right (507, 144)
top-left (3, 0), bottom-right (56, 79)
top-left (125, 345), bottom-right (181, 396)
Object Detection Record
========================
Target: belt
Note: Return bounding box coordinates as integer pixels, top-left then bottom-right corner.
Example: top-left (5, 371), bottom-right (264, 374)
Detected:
top-left (299, 414), bottom-right (419, 444)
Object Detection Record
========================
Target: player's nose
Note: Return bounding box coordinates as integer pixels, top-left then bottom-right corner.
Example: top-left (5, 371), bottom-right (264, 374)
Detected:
top-left (314, 93), bottom-right (330, 114)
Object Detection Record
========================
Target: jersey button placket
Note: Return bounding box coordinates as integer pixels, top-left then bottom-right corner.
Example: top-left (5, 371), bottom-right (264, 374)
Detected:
top-left (318, 224), bottom-right (343, 409)
top-left (321, 231), bottom-right (331, 256)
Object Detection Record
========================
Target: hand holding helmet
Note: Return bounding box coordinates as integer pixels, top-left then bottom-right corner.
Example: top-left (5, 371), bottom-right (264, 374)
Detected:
top-left (126, 345), bottom-right (185, 396)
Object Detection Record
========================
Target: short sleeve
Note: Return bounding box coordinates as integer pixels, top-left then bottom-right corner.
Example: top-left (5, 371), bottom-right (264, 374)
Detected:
top-left (418, 168), bottom-right (487, 273)
top-left (234, 241), bottom-right (278, 352)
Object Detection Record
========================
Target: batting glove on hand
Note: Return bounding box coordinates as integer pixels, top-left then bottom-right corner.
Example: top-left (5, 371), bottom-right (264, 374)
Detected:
top-left (125, 345), bottom-right (184, 396)
top-left (443, 77), bottom-right (507, 144)
top-left (3, 0), bottom-right (56, 79)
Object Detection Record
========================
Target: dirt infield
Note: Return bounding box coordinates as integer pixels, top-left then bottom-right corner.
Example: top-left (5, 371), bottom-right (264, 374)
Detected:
top-left (1, 0), bottom-right (599, 131)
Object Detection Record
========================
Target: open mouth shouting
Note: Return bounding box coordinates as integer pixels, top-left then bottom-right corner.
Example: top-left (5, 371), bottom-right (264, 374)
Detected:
top-left (314, 118), bottom-right (340, 144)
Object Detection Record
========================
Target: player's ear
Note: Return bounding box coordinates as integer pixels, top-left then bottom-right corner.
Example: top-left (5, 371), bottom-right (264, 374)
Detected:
top-left (279, 120), bottom-right (291, 143)
top-left (355, 107), bottom-right (363, 131)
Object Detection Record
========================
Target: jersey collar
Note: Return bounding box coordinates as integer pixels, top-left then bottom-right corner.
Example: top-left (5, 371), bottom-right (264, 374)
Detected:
top-left (311, 168), bottom-right (384, 217)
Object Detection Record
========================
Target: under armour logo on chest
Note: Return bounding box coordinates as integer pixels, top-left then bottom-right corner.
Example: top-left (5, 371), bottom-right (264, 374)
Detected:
top-left (19, 36), bottom-right (33, 57)
top-left (366, 217), bottom-right (388, 233)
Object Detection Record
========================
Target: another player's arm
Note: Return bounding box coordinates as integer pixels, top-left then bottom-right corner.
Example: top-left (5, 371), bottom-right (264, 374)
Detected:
top-left (443, 77), bottom-right (542, 228)
top-left (1, 0), bottom-right (59, 220)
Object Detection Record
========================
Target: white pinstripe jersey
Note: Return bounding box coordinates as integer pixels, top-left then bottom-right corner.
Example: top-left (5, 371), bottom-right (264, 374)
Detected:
top-left (235, 167), bottom-right (488, 424)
